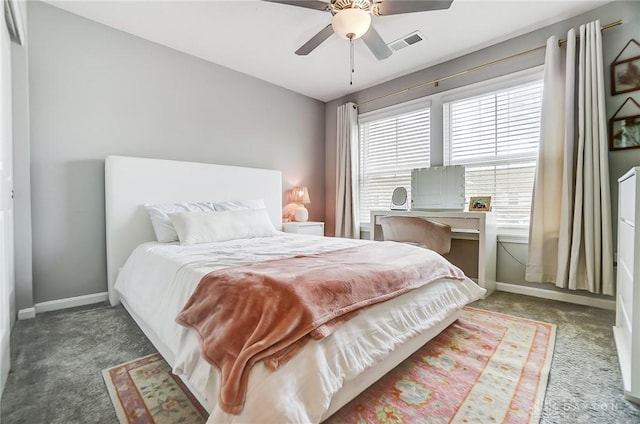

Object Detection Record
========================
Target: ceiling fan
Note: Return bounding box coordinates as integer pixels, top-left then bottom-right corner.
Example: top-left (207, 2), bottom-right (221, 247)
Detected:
top-left (265, 0), bottom-right (453, 60)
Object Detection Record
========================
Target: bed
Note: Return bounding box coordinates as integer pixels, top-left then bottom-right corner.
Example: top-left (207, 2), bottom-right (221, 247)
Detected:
top-left (105, 155), bottom-right (486, 423)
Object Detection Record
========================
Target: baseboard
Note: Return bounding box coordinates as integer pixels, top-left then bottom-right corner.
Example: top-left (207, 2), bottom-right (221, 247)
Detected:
top-left (0, 330), bottom-right (9, 399)
top-left (19, 284), bottom-right (615, 318)
top-left (496, 282), bottom-right (616, 310)
top-left (18, 292), bottom-right (109, 319)
top-left (35, 292), bottom-right (109, 314)
top-left (17, 307), bottom-right (36, 320)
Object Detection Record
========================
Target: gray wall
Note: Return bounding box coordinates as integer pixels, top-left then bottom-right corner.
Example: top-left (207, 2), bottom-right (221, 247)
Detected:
top-left (325, 1), bottom-right (640, 286)
top-left (27, 2), bottom-right (326, 304)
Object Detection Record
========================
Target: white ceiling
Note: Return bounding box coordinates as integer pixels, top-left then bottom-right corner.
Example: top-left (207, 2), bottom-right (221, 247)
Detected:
top-left (46, 0), bottom-right (612, 102)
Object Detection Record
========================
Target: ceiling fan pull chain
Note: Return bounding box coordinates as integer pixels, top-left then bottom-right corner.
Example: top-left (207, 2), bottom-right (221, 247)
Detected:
top-left (350, 36), bottom-right (354, 85)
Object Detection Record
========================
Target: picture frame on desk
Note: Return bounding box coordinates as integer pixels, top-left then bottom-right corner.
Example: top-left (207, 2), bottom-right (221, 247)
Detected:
top-left (469, 196), bottom-right (492, 211)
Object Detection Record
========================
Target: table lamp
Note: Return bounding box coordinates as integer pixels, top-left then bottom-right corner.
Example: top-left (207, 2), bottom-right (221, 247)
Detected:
top-left (289, 186), bottom-right (310, 222)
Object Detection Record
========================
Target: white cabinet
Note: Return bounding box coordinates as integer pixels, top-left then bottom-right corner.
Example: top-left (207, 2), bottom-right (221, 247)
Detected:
top-left (282, 221), bottom-right (325, 236)
top-left (614, 166), bottom-right (640, 404)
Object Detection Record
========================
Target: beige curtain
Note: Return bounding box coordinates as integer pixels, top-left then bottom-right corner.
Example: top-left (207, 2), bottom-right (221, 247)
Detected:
top-left (555, 30), bottom-right (577, 289)
top-left (566, 21), bottom-right (614, 294)
top-left (527, 21), bottom-right (614, 295)
top-left (526, 34), bottom-right (570, 283)
top-left (335, 102), bottom-right (360, 238)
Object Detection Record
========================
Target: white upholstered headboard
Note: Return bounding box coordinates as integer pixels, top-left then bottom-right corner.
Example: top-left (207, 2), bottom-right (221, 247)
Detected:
top-left (104, 155), bottom-right (283, 306)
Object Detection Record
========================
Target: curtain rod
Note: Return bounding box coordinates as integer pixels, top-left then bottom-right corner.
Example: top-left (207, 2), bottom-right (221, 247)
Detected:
top-left (354, 19), bottom-right (623, 109)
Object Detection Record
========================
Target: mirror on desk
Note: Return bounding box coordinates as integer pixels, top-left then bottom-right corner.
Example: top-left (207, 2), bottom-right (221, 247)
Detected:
top-left (411, 165), bottom-right (465, 211)
top-left (390, 187), bottom-right (408, 210)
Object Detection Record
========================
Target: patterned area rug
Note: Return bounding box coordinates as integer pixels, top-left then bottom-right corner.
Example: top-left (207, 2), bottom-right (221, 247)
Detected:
top-left (102, 354), bottom-right (208, 424)
top-left (327, 307), bottom-right (556, 424)
top-left (103, 307), bottom-right (555, 424)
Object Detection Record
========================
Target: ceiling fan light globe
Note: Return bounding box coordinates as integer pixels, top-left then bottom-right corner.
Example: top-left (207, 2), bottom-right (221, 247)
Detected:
top-left (331, 8), bottom-right (371, 40)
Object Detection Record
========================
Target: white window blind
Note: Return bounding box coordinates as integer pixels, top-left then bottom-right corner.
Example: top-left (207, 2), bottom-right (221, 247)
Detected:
top-left (359, 106), bottom-right (430, 224)
top-left (444, 79), bottom-right (543, 229)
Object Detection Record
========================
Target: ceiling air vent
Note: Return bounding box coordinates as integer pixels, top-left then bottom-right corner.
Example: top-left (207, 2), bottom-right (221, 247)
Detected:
top-left (388, 31), bottom-right (425, 52)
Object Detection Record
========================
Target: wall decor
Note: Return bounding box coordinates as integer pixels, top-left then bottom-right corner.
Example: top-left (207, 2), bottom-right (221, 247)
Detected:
top-left (609, 97), bottom-right (640, 151)
top-left (610, 39), bottom-right (640, 95)
top-left (468, 196), bottom-right (492, 212)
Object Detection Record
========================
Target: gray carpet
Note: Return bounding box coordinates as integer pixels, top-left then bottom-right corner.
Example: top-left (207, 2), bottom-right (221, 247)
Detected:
top-left (1, 291), bottom-right (639, 423)
top-left (0, 303), bottom-right (155, 424)
top-left (472, 292), bottom-right (640, 423)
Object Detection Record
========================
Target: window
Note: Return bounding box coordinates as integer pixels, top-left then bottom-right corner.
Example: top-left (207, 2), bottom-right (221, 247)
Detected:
top-left (358, 101), bottom-right (430, 224)
top-left (444, 78), bottom-right (543, 230)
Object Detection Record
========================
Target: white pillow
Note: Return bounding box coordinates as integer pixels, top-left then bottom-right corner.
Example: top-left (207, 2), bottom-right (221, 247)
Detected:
top-left (168, 208), bottom-right (277, 245)
top-left (213, 199), bottom-right (266, 211)
top-left (144, 202), bottom-right (216, 242)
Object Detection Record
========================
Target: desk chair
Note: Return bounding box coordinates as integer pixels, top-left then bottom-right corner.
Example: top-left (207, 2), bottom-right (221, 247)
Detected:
top-left (379, 216), bottom-right (452, 255)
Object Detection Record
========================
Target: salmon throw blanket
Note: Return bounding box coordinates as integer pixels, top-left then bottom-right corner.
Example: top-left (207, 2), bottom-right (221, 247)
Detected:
top-left (176, 241), bottom-right (467, 414)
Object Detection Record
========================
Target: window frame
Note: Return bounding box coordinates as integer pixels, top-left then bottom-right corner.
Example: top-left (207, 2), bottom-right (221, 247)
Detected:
top-left (441, 67), bottom-right (544, 234)
top-left (439, 66), bottom-right (543, 107)
top-left (358, 97), bottom-right (431, 226)
top-left (355, 67), bottom-right (544, 235)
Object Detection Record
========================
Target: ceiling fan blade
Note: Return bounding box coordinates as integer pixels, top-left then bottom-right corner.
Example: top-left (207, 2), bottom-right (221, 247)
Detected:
top-left (374, 0), bottom-right (453, 16)
top-left (295, 24), bottom-right (334, 56)
top-left (361, 26), bottom-right (393, 60)
top-left (263, 1), bottom-right (331, 12)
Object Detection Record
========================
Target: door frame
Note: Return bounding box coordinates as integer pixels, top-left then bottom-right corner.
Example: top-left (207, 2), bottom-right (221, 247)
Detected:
top-left (0, 0), bottom-right (21, 398)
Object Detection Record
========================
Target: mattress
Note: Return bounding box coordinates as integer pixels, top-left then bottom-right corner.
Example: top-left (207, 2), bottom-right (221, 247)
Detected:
top-left (114, 233), bottom-right (486, 423)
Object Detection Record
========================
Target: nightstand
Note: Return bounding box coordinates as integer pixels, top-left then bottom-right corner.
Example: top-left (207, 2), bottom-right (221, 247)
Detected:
top-left (282, 221), bottom-right (325, 236)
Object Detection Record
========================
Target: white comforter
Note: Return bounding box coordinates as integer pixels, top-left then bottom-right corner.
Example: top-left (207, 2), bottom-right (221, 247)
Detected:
top-left (114, 233), bottom-right (485, 423)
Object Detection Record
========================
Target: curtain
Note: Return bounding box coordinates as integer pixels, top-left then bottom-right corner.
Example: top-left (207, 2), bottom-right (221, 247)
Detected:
top-left (335, 102), bottom-right (360, 238)
top-left (555, 30), bottom-right (577, 289)
top-left (567, 21), bottom-right (614, 294)
top-left (526, 34), bottom-right (569, 283)
top-left (527, 21), bottom-right (614, 295)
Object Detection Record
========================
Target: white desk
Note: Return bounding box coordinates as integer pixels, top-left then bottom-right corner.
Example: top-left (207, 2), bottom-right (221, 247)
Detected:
top-left (370, 210), bottom-right (496, 295)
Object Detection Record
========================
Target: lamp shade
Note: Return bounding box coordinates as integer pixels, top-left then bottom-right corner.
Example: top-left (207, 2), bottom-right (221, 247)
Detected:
top-left (331, 8), bottom-right (371, 40)
top-left (291, 186), bottom-right (310, 204)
